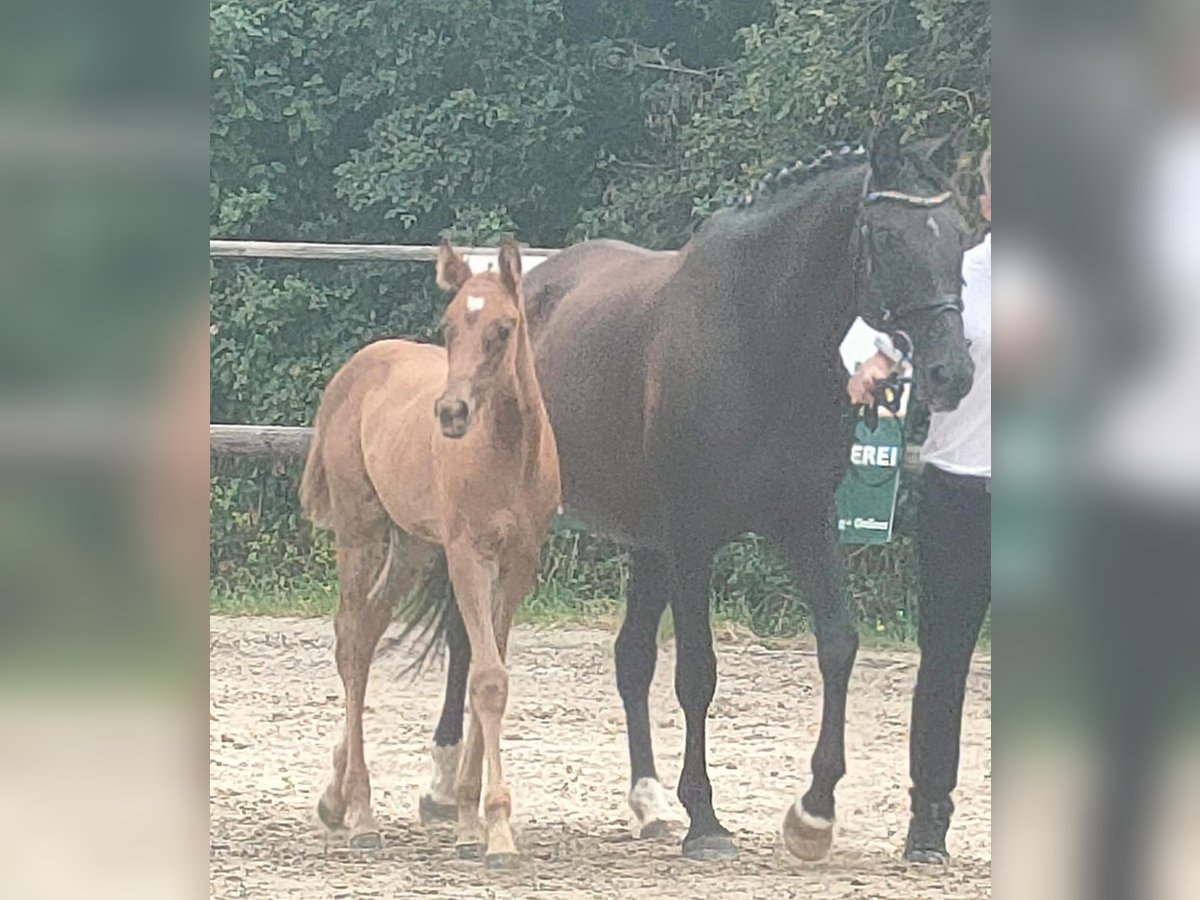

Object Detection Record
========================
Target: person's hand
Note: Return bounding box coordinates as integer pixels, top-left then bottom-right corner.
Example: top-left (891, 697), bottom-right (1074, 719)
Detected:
top-left (847, 352), bottom-right (896, 405)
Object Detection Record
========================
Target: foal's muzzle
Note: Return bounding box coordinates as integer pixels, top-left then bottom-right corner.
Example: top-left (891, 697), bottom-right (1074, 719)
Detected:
top-left (435, 397), bottom-right (471, 439)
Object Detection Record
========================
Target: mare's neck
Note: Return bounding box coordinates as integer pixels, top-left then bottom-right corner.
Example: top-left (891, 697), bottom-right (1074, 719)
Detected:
top-left (712, 166), bottom-right (866, 393)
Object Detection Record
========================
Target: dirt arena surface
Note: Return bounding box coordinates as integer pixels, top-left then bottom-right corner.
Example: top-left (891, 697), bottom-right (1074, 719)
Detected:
top-left (210, 617), bottom-right (990, 898)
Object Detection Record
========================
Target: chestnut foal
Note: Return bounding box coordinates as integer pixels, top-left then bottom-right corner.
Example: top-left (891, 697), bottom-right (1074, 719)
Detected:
top-left (300, 238), bottom-right (560, 868)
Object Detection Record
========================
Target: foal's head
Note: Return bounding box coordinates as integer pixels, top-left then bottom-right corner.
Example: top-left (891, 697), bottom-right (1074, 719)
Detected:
top-left (857, 130), bottom-right (976, 412)
top-left (433, 238), bottom-right (526, 439)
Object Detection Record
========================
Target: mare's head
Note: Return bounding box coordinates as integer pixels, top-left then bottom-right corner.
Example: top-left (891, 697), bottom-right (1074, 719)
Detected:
top-left (433, 237), bottom-right (526, 439)
top-left (857, 129), bottom-right (975, 411)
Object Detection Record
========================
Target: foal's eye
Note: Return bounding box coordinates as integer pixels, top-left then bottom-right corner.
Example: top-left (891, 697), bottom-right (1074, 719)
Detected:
top-left (485, 323), bottom-right (511, 352)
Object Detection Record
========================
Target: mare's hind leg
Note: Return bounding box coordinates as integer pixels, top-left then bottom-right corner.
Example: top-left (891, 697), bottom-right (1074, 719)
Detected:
top-left (615, 548), bottom-right (674, 838)
top-left (779, 522), bottom-right (858, 862)
top-left (420, 583), bottom-right (471, 825)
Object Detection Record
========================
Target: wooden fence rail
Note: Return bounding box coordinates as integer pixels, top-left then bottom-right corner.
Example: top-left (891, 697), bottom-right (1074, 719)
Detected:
top-left (209, 239), bottom-right (924, 473)
top-left (210, 239), bottom-right (558, 263)
top-left (209, 424), bottom-right (924, 474)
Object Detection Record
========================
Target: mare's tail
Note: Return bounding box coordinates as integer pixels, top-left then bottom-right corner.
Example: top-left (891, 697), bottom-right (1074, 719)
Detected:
top-left (388, 531), bottom-right (468, 678)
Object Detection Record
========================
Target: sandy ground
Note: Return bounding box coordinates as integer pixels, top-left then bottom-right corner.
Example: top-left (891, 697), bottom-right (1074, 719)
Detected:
top-left (210, 617), bottom-right (990, 898)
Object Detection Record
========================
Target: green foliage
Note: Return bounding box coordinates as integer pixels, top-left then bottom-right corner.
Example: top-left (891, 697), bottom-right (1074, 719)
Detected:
top-left (210, 0), bottom-right (990, 635)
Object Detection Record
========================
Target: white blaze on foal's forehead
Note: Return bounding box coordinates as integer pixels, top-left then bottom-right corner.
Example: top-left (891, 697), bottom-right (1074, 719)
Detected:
top-left (466, 295), bottom-right (486, 312)
top-left (926, 215), bottom-right (941, 237)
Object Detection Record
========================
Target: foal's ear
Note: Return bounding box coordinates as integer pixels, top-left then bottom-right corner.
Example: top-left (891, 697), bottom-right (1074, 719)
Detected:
top-left (497, 237), bottom-right (522, 301)
top-left (435, 238), bottom-right (472, 293)
top-left (867, 123), bottom-right (904, 188)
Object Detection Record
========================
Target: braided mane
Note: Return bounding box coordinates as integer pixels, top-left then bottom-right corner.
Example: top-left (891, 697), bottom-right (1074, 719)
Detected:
top-left (724, 144), bottom-right (867, 211)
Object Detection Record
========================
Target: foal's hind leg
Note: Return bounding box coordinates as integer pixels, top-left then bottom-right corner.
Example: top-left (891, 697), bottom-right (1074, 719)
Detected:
top-left (321, 530), bottom-right (432, 847)
top-left (318, 535), bottom-right (395, 847)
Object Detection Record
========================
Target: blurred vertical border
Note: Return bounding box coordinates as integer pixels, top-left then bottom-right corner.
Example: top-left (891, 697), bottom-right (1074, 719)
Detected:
top-left (998, 1), bottom-right (1200, 897)
top-left (0, 1), bottom-right (208, 898)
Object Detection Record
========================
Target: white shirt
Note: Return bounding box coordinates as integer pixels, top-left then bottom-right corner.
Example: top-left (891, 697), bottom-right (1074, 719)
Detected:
top-left (839, 235), bottom-right (992, 476)
top-left (1090, 119), bottom-right (1200, 502)
top-left (922, 234), bottom-right (992, 476)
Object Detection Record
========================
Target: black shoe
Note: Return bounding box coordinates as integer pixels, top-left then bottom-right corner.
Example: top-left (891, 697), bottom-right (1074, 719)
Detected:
top-left (903, 790), bottom-right (953, 864)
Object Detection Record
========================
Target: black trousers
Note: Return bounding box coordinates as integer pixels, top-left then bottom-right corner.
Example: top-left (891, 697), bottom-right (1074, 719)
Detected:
top-left (911, 464), bottom-right (991, 802)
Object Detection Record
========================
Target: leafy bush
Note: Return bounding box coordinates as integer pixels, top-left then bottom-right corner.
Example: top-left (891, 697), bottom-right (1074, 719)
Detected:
top-left (210, 0), bottom-right (990, 637)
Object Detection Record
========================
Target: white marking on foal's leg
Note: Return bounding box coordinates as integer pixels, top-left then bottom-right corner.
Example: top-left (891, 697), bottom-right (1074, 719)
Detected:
top-left (629, 777), bottom-right (673, 836)
top-left (792, 794), bottom-right (835, 830)
top-left (428, 741), bottom-right (462, 806)
top-left (366, 529), bottom-right (398, 602)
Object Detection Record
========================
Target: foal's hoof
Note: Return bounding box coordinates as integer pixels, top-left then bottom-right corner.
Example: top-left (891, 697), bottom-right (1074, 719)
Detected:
top-left (456, 841), bottom-right (484, 860)
top-left (782, 803), bottom-right (834, 862)
top-left (349, 830), bottom-right (383, 850)
top-left (681, 832), bottom-right (738, 862)
top-left (484, 851), bottom-right (522, 871)
top-left (418, 793), bottom-right (458, 825)
top-left (316, 797), bottom-right (344, 830)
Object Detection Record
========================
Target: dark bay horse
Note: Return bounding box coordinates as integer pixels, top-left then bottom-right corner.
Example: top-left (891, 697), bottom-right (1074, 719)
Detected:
top-left (429, 131), bottom-right (975, 862)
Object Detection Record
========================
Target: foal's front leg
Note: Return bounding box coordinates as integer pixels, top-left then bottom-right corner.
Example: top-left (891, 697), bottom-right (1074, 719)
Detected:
top-left (446, 545), bottom-right (520, 868)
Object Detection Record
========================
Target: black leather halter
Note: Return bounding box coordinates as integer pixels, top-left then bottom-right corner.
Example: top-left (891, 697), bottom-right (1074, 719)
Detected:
top-left (854, 187), bottom-right (963, 329)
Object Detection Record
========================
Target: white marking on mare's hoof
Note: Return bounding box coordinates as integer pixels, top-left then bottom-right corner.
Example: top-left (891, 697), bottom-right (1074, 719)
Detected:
top-left (427, 741), bottom-right (461, 807)
top-left (629, 777), bottom-right (673, 838)
top-left (781, 798), bottom-right (835, 862)
top-left (793, 798), bottom-right (834, 831)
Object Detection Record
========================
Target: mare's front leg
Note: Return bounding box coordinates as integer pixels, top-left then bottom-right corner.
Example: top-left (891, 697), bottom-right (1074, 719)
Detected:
top-left (670, 549), bottom-right (737, 861)
top-left (778, 521), bottom-right (859, 861)
top-left (615, 548), bottom-right (674, 838)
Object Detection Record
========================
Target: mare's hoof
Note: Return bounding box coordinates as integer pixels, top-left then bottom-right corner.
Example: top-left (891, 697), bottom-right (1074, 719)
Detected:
top-left (316, 797), bottom-right (344, 830)
top-left (349, 830), bottom-right (382, 850)
top-left (418, 793), bottom-right (458, 825)
top-left (483, 851), bottom-right (522, 871)
top-left (456, 841), bottom-right (484, 860)
top-left (781, 803), bottom-right (834, 861)
top-left (904, 845), bottom-right (950, 865)
top-left (682, 832), bottom-right (738, 862)
top-left (638, 819), bottom-right (671, 840)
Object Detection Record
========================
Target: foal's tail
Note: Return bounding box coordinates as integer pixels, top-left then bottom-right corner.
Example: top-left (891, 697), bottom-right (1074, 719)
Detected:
top-left (391, 535), bottom-right (468, 678)
top-left (299, 424), bottom-right (332, 529)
